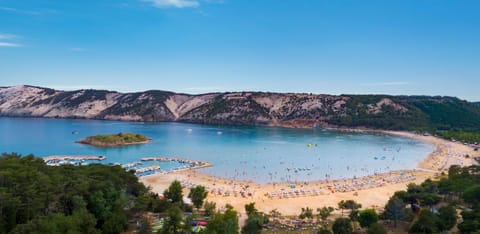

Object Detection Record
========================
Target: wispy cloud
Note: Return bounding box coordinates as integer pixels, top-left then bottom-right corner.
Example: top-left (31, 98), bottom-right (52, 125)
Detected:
top-left (0, 6), bottom-right (40, 15)
top-left (143, 0), bottom-right (199, 8)
top-left (0, 33), bottom-right (22, 48)
top-left (360, 81), bottom-right (409, 86)
top-left (0, 42), bottom-right (21, 47)
top-left (0, 33), bottom-right (17, 40)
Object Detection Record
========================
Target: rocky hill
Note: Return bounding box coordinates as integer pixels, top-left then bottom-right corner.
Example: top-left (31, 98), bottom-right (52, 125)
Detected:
top-left (1, 85), bottom-right (480, 133)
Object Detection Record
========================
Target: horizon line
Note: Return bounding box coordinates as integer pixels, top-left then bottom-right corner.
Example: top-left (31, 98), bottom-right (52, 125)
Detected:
top-left (1, 84), bottom-right (477, 102)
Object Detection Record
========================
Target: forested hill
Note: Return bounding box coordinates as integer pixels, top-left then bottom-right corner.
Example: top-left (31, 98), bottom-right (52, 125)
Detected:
top-left (1, 85), bottom-right (480, 140)
top-left (0, 153), bottom-right (154, 233)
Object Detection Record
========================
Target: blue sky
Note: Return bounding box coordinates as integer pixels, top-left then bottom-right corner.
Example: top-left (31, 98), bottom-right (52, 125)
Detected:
top-left (1, 0), bottom-right (479, 101)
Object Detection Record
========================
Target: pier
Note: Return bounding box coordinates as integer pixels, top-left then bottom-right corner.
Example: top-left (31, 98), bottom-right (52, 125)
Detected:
top-left (43, 155), bottom-right (106, 162)
top-left (42, 155), bottom-right (106, 166)
top-left (135, 165), bottom-right (160, 174)
top-left (141, 157), bottom-right (212, 170)
top-left (41, 155), bottom-right (212, 177)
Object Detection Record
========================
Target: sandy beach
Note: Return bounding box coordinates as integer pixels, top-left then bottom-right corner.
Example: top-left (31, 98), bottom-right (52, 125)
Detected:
top-left (140, 131), bottom-right (479, 218)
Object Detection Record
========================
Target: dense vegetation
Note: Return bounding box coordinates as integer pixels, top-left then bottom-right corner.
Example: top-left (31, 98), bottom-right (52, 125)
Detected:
top-left (0, 153), bottom-right (150, 234)
top-left (78, 132), bottom-right (150, 147)
top-left (2, 152), bottom-right (479, 233)
top-left (437, 131), bottom-right (480, 143)
top-left (309, 165), bottom-right (480, 233)
top-left (329, 95), bottom-right (480, 143)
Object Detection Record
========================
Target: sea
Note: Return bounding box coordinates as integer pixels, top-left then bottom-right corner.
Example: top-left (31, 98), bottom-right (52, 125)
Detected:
top-left (0, 117), bottom-right (434, 184)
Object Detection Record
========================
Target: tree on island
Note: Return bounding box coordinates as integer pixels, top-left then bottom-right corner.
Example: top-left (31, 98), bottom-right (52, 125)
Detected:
top-left (188, 185), bottom-right (208, 210)
top-left (163, 180), bottom-right (183, 205)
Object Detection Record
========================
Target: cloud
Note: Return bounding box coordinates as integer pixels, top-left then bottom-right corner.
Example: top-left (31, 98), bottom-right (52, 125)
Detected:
top-left (0, 33), bottom-right (22, 48)
top-left (0, 6), bottom-right (40, 15)
top-left (360, 82), bottom-right (409, 86)
top-left (143, 0), bottom-right (199, 8)
top-left (0, 42), bottom-right (21, 47)
top-left (0, 33), bottom-right (17, 40)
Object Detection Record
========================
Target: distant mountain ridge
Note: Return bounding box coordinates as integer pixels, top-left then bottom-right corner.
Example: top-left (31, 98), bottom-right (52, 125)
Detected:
top-left (1, 85), bottom-right (480, 133)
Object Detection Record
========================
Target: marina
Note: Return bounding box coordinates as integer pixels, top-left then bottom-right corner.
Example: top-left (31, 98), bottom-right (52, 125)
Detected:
top-left (43, 155), bottom-right (106, 166)
top-left (41, 154), bottom-right (213, 177)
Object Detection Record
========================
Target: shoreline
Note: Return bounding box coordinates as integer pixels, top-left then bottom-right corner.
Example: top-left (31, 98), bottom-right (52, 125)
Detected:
top-left (140, 129), bottom-right (479, 217)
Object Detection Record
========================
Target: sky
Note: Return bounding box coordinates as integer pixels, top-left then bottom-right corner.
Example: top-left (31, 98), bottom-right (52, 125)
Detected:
top-left (1, 0), bottom-right (479, 101)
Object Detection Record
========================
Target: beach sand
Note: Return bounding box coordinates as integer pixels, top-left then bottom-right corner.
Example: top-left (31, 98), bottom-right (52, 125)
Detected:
top-left (140, 131), bottom-right (479, 218)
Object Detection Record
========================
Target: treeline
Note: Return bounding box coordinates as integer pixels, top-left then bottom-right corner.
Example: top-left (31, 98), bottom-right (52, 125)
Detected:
top-left (328, 95), bottom-right (480, 143)
top-left (437, 131), bottom-right (480, 143)
top-left (0, 153), bottom-right (151, 234)
top-left (378, 164), bottom-right (480, 233)
top-left (291, 165), bottom-right (480, 234)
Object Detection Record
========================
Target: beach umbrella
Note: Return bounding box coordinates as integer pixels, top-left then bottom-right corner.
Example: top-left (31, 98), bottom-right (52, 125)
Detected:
top-left (151, 225), bottom-right (163, 232)
top-left (151, 220), bottom-right (164, 231)
top-left (197, 221), bottom-right (207, 226)
top-left (192, 225), bottom-right (206, 233)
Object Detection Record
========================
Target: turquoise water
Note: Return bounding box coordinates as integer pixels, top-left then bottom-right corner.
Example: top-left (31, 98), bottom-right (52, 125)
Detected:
top-left (0, 117), bottom-right (434, 183)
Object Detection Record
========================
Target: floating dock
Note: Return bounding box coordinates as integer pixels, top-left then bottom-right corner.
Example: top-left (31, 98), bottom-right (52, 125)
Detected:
top-left (141, 157), bottom-right (212, 168)
top-left (43, 155), bottom-right (106, 162)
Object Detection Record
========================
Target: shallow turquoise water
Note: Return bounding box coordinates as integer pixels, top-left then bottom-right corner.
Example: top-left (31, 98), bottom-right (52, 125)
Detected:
top-left (0, 117), bottom-right (434, 183)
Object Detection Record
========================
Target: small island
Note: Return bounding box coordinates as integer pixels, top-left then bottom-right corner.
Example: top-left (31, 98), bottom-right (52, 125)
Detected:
top-left (77, 133), bottom-right (151, 147)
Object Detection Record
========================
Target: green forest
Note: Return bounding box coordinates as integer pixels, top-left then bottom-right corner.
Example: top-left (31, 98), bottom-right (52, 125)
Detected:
top-left (329, 95), bottom-right (480, 143)
top-left (0, 153), bottom-right (151, 233)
